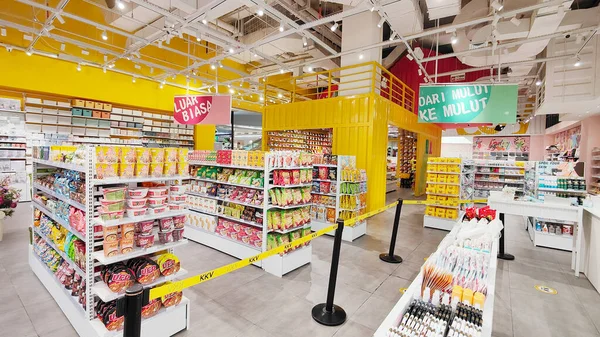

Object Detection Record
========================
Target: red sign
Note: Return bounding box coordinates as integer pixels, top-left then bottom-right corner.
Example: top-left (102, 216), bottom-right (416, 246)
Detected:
top-left (173, 95), bottom-right (232, 125)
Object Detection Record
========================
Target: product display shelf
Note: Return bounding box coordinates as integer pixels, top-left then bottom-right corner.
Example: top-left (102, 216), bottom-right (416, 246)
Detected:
top-left (374, 237), bottom-right (498, 337)
top-left (311, 155), bottom-right (368, 242)
top-left (473, 160), bottom-right (526, 199)
top-left (590, 147), bottom-right (600, 195)
top-left (32, 200), bottom-right (85, 241)
top-left (185, 154), bottom-right (313, 276)
top-left (30, 146), bottom-right (190, 337)
top-left (533, 161), bottom-right (586, 204)
top-left (526, 217), bottom-right (573, 251)
top-left (424, 158), bottom-right (474, 230)
top-left (266, 129), bottom-right (333, 154)
top-left (92, 268), bottom-right (188, 302)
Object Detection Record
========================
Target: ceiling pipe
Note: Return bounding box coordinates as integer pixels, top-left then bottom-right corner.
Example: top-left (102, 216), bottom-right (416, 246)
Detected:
top-left (27, 0), bottom-right (70, 51)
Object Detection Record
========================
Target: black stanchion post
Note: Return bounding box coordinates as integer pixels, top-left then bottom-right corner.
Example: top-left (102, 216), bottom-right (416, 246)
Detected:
top-left (312, 219), bottom-right (347, 326)
top-left (379, 199), bottom-right (403, 264)
top-left (497, 212), bottom-right (515, 261)
top-left (119, 284), bottom-right (146, 337)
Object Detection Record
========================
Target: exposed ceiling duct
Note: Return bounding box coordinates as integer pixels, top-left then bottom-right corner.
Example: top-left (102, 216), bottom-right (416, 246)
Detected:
top-left (425, 0), bottom-right (461, 20)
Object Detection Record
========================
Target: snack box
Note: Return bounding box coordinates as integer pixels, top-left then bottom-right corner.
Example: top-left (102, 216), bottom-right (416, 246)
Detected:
top-left (445, 209), bottom-right (458, 219)
top-left (425, 206), bottom-right (435, 216)
top-left (427, 173), bottom-right (437, 182)
top-left (435, 208), bottom-right (446, 218)
top-left (435, 185), bottom-right (446, 194)
top-left (428, 164), bottom-right (437, 172)
top-left (437, 165), bottom-right (448, 173)
top-left (447, 158), bottom-right (461, 163)
top-left (436, 175), bottom-right (447, 183)
top-left (447, 175), bottom-right (459, 184)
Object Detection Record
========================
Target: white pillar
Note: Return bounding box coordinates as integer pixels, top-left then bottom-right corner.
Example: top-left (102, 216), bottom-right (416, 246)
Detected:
top-left (339, 8), bottom-right (382, 96)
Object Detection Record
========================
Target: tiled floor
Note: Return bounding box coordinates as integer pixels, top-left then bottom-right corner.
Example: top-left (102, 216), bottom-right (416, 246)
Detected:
top-left (2, 190), bottom-right (600, 337)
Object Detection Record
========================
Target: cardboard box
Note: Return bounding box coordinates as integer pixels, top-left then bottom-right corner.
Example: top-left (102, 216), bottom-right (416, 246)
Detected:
top-left (82, 109), bottom-right (92, 117)
top-left (72, 99), bottom-right (85, 107)
top-left (94, 102), bottom-right (103, 110)
top-left (85, 101), bottom-right (94, 109)
top-left (92, 110), bottom-right (102, 118)
top-left (101, 111), bottom-right (110, 119)
top-left (103, 103), bottom-right (112, 111)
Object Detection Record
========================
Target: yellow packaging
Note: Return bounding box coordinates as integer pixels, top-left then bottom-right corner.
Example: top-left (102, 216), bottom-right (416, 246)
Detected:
top-left (239, 151), bottom-right (248, 166)
top-left (177, 162), bottom-right (189, 176)
top-left (437, 165), bottom-right (448, 172)
top-left (438, 157), bottom-right (448, 163)
top-left (150, 148), bottom-right (165, 162)
top-left (426, 194), bottom-right (436, 202)
top-left (447, 157), bottom-right (460, 163)
top-left (426, 186), bottom-right (436, 193)
top-left (446, 209), bottom-right (458, 219)
top-left (119, 163), bottom-right (135, 178)
top-left (96, 146), bottom-right (120, 164)
top-left (427, 173), bottom-right (436, 182)
top-left (96, 163), bottom-right (118, 179)
top-left (164, 148), bottom-right (178, 162)
top-left (164, 162), bottom-right (177, 176)
top-left (135, 163), bottom-right (149, 177)
top-left (473, 292), bottom-right (486, 309)
top-left (425, 206), bottom-right (435, 216)
top-left (448, 165), bottom-right (461, 173)
top-left (435, 208), bottom-right (446, 217)
top-left (447, 175), bottom-right (459, 184)
top-left (437, 175), bottom-right (447, 183)
top-left (150, 162), bottom-right (164, 177)
top-left (428, 164), bottom-right (437, 172)
top-left (136, 148), bottom-right (151, 164)
top-left (447, 185), bottom-right (459, 195)
top-left (120, 147), bottom-right (136, 164)
top-left (436, 185), bottom-right (446, 194)
top-left (452, 286), bottom-right (463, 304)
top-left (178, 148), bottom-right (189, 162)
top-left (462, 288), bottom-right (474, 305)
top-left (257, 151), bottom-right (265, 167)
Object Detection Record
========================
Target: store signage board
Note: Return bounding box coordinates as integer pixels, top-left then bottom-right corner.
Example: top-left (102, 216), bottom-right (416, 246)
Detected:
top-left (418, 84), bottom-right (517, 124)
top-left (173, 95), bottom-right (232, 125)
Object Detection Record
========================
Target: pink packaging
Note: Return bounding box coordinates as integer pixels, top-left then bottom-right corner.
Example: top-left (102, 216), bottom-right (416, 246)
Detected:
top-left (148, 197), bottom-right (167, 207)
top-left (169, 195), bottom-right (186, 204)
top-left (148, 205), bottom-right (167, 215)
top-left (136, 233), bottom-right (155, 248)
top-left (173, 228), bottom-right (184, 241)
top-left (159, 217), bottom-right (174, 231)
top-left (135, 220), bottom-right (154, 234)
top-left (168, 204), bottom-right (185, 211)
top-left (158, 230), bottom-right (173, 244)
top-left (148, 187), bottom-right (168, 197)
top-left (173, 215), bottom-right (186, 228)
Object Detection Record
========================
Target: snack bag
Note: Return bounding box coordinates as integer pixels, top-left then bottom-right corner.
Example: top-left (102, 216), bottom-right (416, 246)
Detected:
top-left (136, 148), bottom-right (151, 164)
top-left (150, 148), bottom-right (165, 162)
top-left (291, 170), bottom-right (300, 185)
top-left (120, 147), bottom-right (136, 164)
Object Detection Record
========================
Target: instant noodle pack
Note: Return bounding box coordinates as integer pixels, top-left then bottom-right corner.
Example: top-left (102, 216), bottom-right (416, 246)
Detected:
top-left (95, 146), bottom-right (189, 179)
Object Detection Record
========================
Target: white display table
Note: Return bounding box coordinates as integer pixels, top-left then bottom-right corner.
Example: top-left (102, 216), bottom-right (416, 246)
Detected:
top-left (487, 198), bottom-right (583, 276)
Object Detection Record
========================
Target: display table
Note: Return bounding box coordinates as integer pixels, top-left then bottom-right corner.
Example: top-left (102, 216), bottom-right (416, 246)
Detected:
top-left (581, 207), bottom-right (600, 292)
top-left (487, 198), bottom-right (583, 276)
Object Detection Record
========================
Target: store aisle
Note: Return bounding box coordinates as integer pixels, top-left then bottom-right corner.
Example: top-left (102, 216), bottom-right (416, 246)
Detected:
top-left (2, 203), bottom-right (600, 337)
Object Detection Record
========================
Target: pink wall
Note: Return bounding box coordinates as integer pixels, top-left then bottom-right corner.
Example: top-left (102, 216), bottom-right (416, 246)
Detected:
top-left (529, 135), bottom-right (545, 161)
top-left (580, 116), bottom-right (600, 187)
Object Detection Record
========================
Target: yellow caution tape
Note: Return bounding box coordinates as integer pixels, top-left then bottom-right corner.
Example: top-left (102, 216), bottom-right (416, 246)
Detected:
top-left (149, 223), bottom-right (338, 300)
top-left (343, 201), bottom-right (398, 227)
top-left (403, 198), bottom-right (487, 206)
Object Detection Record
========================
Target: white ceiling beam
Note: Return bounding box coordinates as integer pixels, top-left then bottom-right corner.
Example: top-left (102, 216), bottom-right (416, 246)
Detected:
top-left (26, 0), bottom-right (70, 52)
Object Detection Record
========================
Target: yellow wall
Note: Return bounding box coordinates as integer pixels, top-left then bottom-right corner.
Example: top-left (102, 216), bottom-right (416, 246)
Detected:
top-left (263, 93), bottom-right (441, 210)
top-left (0, 49), bottom-right (263, 114)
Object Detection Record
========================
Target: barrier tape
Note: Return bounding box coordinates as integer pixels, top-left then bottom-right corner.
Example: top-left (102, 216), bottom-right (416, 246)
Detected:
top-left (149, 201), bottom-right (400, 300)
top-left (403, 198), bottom-right (488, 206)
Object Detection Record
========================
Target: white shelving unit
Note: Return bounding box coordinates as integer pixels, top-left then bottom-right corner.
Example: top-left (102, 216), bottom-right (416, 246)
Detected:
top-left (423, 158), bottom-right (474, 231)
top-left (591, 147), bottom-right (600, 194)
top-left (473, 160), bottom-right (526, 200)
top-left (30, 146), bottom-right (190, 337)
top-left (185, 156), bottom-right (313, 277)
top-left (526, 217), bottom-right (574, 251)
top-left (311, 156), bottom-right (368, 242)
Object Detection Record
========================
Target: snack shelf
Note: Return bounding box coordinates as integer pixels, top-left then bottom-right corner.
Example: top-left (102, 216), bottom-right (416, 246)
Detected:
top-left (474, 164), bottom-right (524, 169)
top-left (425, 192), bottom-right (459, 197)
top-left (269, 183), bottom-right (313, 189)
top-left (32, 158), bottom-right (86, 172)
top-left (339, 206), bottom-right (366, 211)
top-left (91, 268), bottom-right (188, 302)
top-left (92, 239), bottom-right (188, 265)
top-left (340, 180), bottom-right (367, 183)
top-left (33, 183), bottom-right (86, 211)
top-left (188, 207), bottom-right (263, 229)
top-left (312, 191), bottom-right (336, 196)
top-left (188, 161), bottom-right (263, 170)
top-left (269, 166), bottom-right (312, 171)
top-left (313, 179), bottom-right (335, 182)
top-left (0, 146), bottom-right (26, 150)
top-left (475, 172), bottom-right (525, 176)
top-left (32, 200), bottom-right (85, 241)
top-left (32, 226), bottom-right (85, 277)
top-left (193, 177), bottom-right (264, 190)
top-left (426, 171), bottom-right (460, 175)
top-left (538, 187), bottom-right (587, 194)
top-left (267, 203), bottom-right (312, 210)
top-left (93, 210), bottom-right (189, 227)
top-left (262, 244), bottom-right (313, 278)
top-left (0, 139), bottom-right (26, 144)
top-left (475, 179), bottom-right (524, 184)
top-left (187, 192), bottom-right (262, 208)
top-left (184, 226), bottom-right (262, 262)
top-left (313, 164), bottom-right (336, 167)
top-left (270, 223), bottom-right (312, 234)
top-left (92, 175), bottom-right (191, 185)
top-left (0, 156), bottom-right (25, 160)
top-left (425, 181), bottom-right (460, 186)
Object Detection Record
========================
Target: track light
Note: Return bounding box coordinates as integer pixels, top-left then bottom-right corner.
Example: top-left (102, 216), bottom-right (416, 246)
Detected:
top-left (535, 80), bottom-right (542, 86)
top-left (280, 69), bottom-right (284, 74)
top-left (302, 36), bottom-right (308, 46)
top-left (359, 53), bottom-right (364, 60)
top-left (389, 32), bottom-right (396, 41)
top-left (196, 31), bottom-right (201, 42)
top-left (101, 30), bottom-right (108, 41)
top-left (279, 24), bottom-right (284, 32)
top-left (574, 55), bottom-right (581, 67)
top-left (406, 54), bottom-right (413, 61)
top-left (253, 53), bottom-right (258, 57)
top-left (102, 67), bottom-right (106, 73)
top-left (229, 88), bottom-right (235, 94)
top-left (331, 22), bottom-right (339, 32)
top-left (108, 63), bottom-right (115, 68)
top-left (377, 17), bottom-right (385, 28)
top-left (510, 16), bottom-right (521, 26)
top-left (450, 32), bottom-right (458, 45)
top-left (257, 9), bottom-right (264, 16)
top-left (117, 1), bottom-right (125, 10)
top-left (0, 28), bottom-right (6, 37)
top-left (229, 47), bottom-right (234, 53)
top-left (491, 0), bottom-right (503, 11)
top-left (132, 77), bottom-right (136, 83)
top-left (307, 66), bottom-right (313, 72)
top-left (219, 62), bottom-right (223, 68)
top-left (259, 95), bottom-right (265, 101)
top-left (277, 93), bottom-right (283, 98)
top-left (76, 63), bottom-right (81, 71)
top-left (210, 64), bottom-right (216, 70)
top-left (25, 49), bottom-right (32, 56)
top-left (159, 83), bottom-right (164, 89)
top-left (370, 6), bottom-right (375, 11)
top-left (201, 19), bottom-right (208, 25)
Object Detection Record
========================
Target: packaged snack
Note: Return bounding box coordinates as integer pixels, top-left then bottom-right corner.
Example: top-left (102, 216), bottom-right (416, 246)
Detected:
top-left (326, 208), bottom-right (336, 223)
top-left (98, 301), bottom-right (124, 331)
top-left (96, 163), bottom-right (119, 179)
top-left (102, 240), bottom-right (119, 257)
top-left (126, 198), bottom-right (147, 208)
top-left (135, 164), bottom-right (150, 177)
top-left (122, 223), bottom-right (135, 240)
top-left (141, 299), bottom-right (161, 319)
top-left (164, 148), bottom-right (178, 162)
top-left (292, 170), bottom-right (300, 185)
top-left (148, 187), bottom-right (168, 197)
top-left (101, 263), bottom-right (135, 293)
top-left (103, 226), bottom-right (118, 242)
top-left (136, 233), bottom-right (155, 248)
top-left (148, 197), bottom-right (168, 207)
top-left (96, 146), bottom-right (120, 164)
top-left (173, 215), bottom-right (186, 228)
top-left (129, 258), bottom-right (160, 285)
top-left (119, 164), bottom-right (135, 178)
top-left (177, 162), bottom-right (189, 176)
top-left (173, 227), bottom-right (184, 241)
top-left (150, 162), bottom-right (164, 177)
top-left (161, 289), bottom-right (183, 308)
top-left (164, 162), bottom-right (177, 176)
top-left (158, 230), bottom-right (174, 244)
top-left (136, 220), bottom-right (154, 234)
top-left (169, 194), bottom-right (186, 204)
top-left (147, 205), bottom-right (167, 215)
top-left (150, 148), bottom-right (165, 162)
top-left (100, 210), bottom-right (125, 221)
top-left (157, 253), bottom-right (181, 276)
top-left (159, 217), bottom-right (174, 231)
top-left (168, 203), bottom-right (186, 211)
top-left (100, 199), bottom-right (125, 212)
top-left (136, 148), bottom-right (151, 164)
top-left (169, 185), bottom-right (187, 194)
top-left (120, 238), bottom-right (133, 254)
top-left (102, 187), bottom-right (126, 201)
top-left (319, 167), bottom-right (328, 180)
top-left (126, 207), bottom-right (147, 218)
top-left (120, 147), bottom-right (136, 164)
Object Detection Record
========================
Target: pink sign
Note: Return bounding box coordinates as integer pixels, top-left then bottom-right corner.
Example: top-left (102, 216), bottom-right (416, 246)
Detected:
top-left (173, 95), bottom-right (232, 125)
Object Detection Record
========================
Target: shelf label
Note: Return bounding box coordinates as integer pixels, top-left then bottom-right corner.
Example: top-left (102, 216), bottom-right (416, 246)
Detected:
top-left (418, 84), bottom-right (517, 124)
top-left (173, 95), bottom-right (231, 125)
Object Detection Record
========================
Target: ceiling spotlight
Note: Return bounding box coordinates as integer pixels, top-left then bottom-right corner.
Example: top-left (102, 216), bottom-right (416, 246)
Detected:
top-left (359, 53), bottom-right (364, 60)
top-left (108, 63), bottom-right (115, 68)
top-left (450, 32), bottom-right (458, 44)
top-left (302, 36), bottom-right (308, 46)
top-left (132, 77), bottom-right (136, 83)
top-left (229, 47), bottom-right (234, 53)
top-left (150, 67), bottom-right (154, 74)
top-left (210, 64), bottom-right (216, 70)
top-left (159, 83), bottom-right (164, 89)
top-left (253, 53), bottom-right (258, 57)
top-left (101, 30), bottom-right (108, 41)
top-left (0, 28), bottom-right (5, 37)
top-left (510, 16), bottom-right (521, 26)
top-left (279, 24), bottom-right (284, 32)
top-left (574, 55), bottom-right (582, 67)
top-left (277, 93), bottom-right (283, 98)
top-left (406, 53), bottom-right (413, 61)
top-left (102, 67), bottom-right (106, 73)
top-left (227, 84), bottom-right (231, 88)
top-left (201, 19), bottom-right (208, 25)
top-left (219, 62), bottom-right (223, 68)
top-left (25, 49), bottom-right (32, 56)
top-left (257, 9), bottom-right (264, 16)
top-left (307, 66), bottom-right (313, 72)
top-left (157, 40), bottom-right (163, 48)
top-left (377, 17), bottom-right (385, 28)
top-left (491, 0), bottom-right (503, 11)
top-left (76, 63), bottom-right (81, 71)
top-left (196, 31), bottom-right (201, 42)
top-left (389, 32), bottom-right (396, 41)
top-left (259, 96), bottom-right (264, 102)
top-left (117, 1), bottom-right (125, 10)
top-left (229, 88), bottom-right (235, 94)
top-left (331, 22), bottom-right (339, 32)
top-left (418, 69), bottom-right (422, 76)
top-left (370, 5), bottom-right (376, 11)
top-left (535, 79), bottom-right (542, 86)
top-left (280, 69), bottom-right (284, 74)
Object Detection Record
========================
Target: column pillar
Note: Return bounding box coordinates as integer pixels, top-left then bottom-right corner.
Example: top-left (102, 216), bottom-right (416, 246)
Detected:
top-left (194, 124), bottom-right (216, 150)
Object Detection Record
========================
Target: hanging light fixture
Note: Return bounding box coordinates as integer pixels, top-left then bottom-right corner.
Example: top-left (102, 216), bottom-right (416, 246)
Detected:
top-left (491, 0), bottom-right (503, 11)
top-left (450, 32), bottom-right (458, 45)
top-left (358, 53), bottom-right (364, 60)
top-left (331, 22), bottom-right (339, 32)
top-left (535, 80), bottom-right (542, 86)
top-left (302, 36), bottom-right (308, 47)
top-left (389, 32), bottom-right (396, 41)
top-left (116, 1), bottom-right (125, 10)
top-left (76, 63), bottom-right (81, 71)
top-left (574, 55), bottom-right (582, 67)
top-left (210, 63), bottom-right (216, 70)
top-left (377, 17), bottom-right (385, 28)
top-left (201, 18), bottom-right (208, 25)
top-left (101, 30), bottom-right (108, 41)
top-left (279, 24), bottom-right (284, 32)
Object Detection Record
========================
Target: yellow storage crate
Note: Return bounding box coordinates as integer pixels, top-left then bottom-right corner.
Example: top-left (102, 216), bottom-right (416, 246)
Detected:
top-left (427, 173), bottom-right (437, 182)
top-left (425, 206), bottom-right (436, 216)
top-left (447, 157), bottom-right (461, 163)
top-left (515, 161), bottom-right (525, 167)
top-left (438, 165), bottom-right (448, 172)
top-left (446, 209), bottom-right (458, 219)
top-left (426, 185), bottom-right (436, 193)
top-left (428, 164), bottom-right (438, 172)
top-left (438, 157), bottom-right (448, 163)
top-left (447, 165), bottom-right (461, 173)
top-left (437, 174), bottom-right (447, 183)
top-left (426, 194), bottom-right (436, 202)
top-left (447, 175), bottom-right (459, 184)
top-left (436, 184), bottom-right (447, 194)
top-left (435, 208), bottom-right (446, 218)
top-left (429, 157), bottom-right (440, 163)
top-left (446, 185), bottom-right (459, 195)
